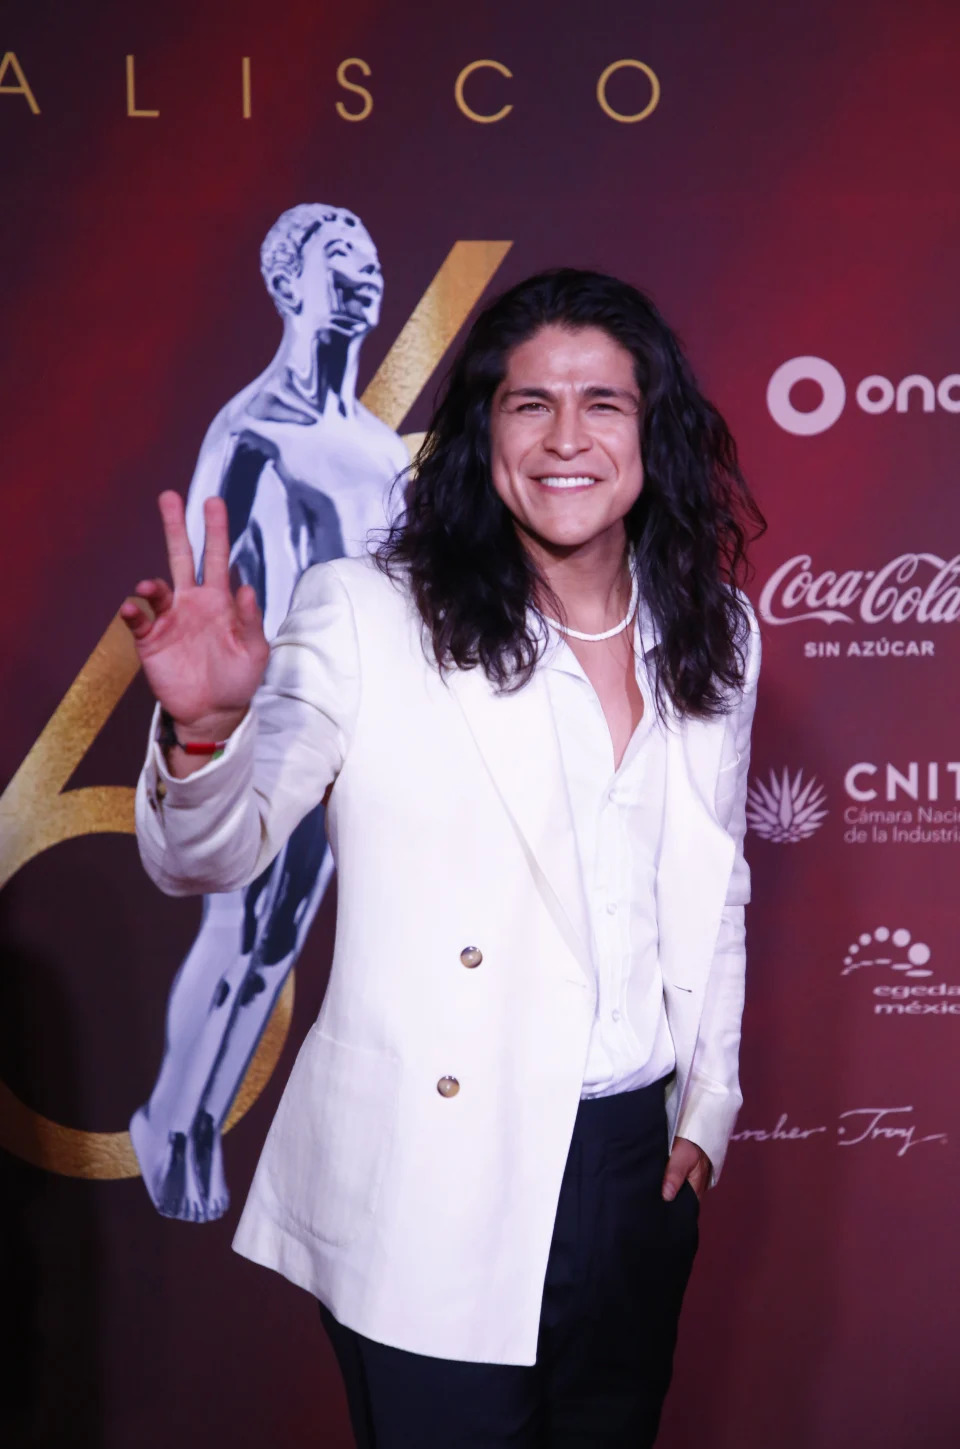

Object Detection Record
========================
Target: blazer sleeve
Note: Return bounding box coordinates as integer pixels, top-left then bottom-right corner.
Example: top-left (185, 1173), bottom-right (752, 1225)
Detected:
top-left (674, 605), bottom-right (761, 1183)
top-left (134, 561), bottom-right (360, 897)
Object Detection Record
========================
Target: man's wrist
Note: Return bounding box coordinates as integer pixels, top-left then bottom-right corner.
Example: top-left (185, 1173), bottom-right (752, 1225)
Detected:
top-left (157, 708), bottom-right (249, 773)
top-left (159, 707), bottom-right (248, 750)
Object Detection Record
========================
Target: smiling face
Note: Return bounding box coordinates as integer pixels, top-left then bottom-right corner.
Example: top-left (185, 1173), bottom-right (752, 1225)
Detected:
top-left (489, 324), bottom-right (644, 560)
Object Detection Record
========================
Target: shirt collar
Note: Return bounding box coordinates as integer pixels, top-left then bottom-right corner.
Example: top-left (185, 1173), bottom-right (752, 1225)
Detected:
top-left (635, 599), bottom-right (661, 659)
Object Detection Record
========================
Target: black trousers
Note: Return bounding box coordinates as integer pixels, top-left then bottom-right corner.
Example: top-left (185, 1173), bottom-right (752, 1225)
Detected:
top-left (319, 1079), bottom-right (699, 1448)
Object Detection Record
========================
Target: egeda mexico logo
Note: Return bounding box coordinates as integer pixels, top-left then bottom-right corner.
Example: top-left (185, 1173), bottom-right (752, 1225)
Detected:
top-left (841, 924), bottom-right (960, 1019)
top-left (767, 356), bottom-right (960, 436)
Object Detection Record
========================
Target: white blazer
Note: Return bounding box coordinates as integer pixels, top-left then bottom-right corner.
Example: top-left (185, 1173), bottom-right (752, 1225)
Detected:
top-left (135, 556), bottom-right (760, 1366)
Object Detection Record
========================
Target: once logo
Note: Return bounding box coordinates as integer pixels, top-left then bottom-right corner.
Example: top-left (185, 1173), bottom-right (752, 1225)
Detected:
top-left (746, 768), bottom-right (827, 842)
top-left (767, 356), bottom-right (960, 436)
top-left (767, 357), bottom-right (845, 437)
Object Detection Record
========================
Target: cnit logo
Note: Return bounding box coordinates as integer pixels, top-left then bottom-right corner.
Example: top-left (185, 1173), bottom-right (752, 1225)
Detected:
top-left (767, 356), bottom-right (960, 436)
top-left (844, 762), bottom-right (960, 802)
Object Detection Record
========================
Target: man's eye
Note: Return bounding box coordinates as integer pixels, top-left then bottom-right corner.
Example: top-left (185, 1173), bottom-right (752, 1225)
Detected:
top-left (517, 401), bottom-right (548, 413)
top-left (590, 402), bottom-right (619, 413)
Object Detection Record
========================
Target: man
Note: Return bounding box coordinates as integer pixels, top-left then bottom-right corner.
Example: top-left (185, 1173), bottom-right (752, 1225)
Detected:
top-left (124, 269), bottom-right (764, 1446)
top-left (129, 203), bottom-right (408, 1223)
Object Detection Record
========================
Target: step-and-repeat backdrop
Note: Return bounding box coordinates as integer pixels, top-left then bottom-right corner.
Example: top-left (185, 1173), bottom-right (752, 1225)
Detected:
top-left (2, 2), bottom-right (958, 1445)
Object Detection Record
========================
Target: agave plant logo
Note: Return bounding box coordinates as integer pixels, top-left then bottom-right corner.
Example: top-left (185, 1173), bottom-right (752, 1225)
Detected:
top-left (746, 768), bottom-right (828, 843)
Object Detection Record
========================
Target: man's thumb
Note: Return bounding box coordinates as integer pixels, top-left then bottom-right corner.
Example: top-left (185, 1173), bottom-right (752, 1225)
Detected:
top-left (661, 1166), bottom-right (683, 1202)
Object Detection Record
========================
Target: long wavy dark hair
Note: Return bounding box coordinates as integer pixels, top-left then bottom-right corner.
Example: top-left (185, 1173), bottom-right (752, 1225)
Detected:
top-left (376, 268), bottom-right (765, 717)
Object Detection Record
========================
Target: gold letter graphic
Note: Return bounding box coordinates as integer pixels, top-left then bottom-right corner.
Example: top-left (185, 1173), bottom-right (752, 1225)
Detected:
top-left (596, 60), bottom-right (661, 123)
top-left (0, 52), bottom-right (41, 114)
top-left (241, 57), bottom-right (252, 119)
top-left (336, 58), bottom-right (373, 122)
top-left (0, 240), bottom-right (512, 1178)
top-left (454, 61), bottom-right (513, 124)
top-left (126, 55), bottom-right (160, 118)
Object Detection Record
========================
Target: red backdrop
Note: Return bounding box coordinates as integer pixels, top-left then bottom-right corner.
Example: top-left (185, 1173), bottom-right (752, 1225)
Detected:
top-left (2, 1), bottom-right (959, 1445)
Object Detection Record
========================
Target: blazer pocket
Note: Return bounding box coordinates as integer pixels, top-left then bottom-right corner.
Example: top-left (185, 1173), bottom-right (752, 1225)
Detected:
top-left (267, 1027), bottom-right (400, 1248)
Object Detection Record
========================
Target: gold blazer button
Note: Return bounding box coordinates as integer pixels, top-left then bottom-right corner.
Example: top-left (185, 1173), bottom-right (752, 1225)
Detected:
top-left (460, 946), bottom-right (483, 968)
top-left (437, 1076), bottom-right (460, 1098)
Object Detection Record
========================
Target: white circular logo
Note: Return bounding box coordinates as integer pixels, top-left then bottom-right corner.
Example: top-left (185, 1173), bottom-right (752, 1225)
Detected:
top-left (766, 356), bottom-right (846, 436)
top-left (856, 375), bottom-right (895, 414)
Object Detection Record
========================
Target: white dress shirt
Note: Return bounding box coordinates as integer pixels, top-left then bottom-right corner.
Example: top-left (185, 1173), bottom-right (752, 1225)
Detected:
top-left (543, 619), bottom-right (677, 1098)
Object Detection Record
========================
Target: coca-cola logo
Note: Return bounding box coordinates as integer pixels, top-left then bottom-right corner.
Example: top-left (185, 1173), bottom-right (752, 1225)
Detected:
top-left (759, 553), bottom-right (960, 626)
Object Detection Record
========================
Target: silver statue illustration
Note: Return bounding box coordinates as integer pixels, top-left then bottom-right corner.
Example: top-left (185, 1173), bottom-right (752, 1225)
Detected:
top-left (130, 204), bottom-right (408, 1221)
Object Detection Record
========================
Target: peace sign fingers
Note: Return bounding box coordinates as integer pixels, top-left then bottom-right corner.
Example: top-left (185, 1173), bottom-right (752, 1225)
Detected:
top-left (199, 494), bottom-right (232, 591)
top-left (158, 490), bottom-right (197, 591)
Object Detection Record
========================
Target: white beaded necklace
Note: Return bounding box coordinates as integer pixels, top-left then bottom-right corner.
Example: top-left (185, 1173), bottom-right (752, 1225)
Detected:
top-left (542, 570), bottom-right (640, 643)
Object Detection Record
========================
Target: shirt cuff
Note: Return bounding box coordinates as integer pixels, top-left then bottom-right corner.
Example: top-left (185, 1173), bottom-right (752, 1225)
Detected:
top-left (674, 1078), bottom-right (740, 1187)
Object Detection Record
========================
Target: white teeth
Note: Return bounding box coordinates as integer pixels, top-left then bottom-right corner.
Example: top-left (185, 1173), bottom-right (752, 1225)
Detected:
top-left (538, 476), bottom-right (599, 490)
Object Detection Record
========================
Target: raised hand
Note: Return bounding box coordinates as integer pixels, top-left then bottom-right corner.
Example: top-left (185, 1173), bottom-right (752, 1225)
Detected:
top-left (120, 491), bottom-right (269, 743)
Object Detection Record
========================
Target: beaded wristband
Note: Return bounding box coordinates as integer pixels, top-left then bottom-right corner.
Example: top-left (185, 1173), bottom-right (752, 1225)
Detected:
top-left (158, 708), bottom-right (228, 759)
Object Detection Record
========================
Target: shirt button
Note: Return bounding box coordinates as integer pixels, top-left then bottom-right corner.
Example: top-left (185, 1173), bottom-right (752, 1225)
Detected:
top-left (437, 1076), bottom-right (460, 1098)
top-left (460, 946), bottom-right (483, 969)
top-left (606, 901), bottom-right (618, 916)
top-left (611, 1009), bottom-right (622, 1023)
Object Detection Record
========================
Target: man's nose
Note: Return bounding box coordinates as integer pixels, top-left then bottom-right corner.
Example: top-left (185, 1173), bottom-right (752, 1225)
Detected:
top-left (544, 403), bottom-right (591, 458)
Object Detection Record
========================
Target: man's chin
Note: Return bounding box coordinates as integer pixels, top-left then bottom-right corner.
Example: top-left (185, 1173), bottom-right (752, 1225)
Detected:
top-left (516, 520), bottom-right (628, 558)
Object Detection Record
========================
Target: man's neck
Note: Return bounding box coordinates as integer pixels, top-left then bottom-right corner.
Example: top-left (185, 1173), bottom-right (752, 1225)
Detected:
top-left (528, 529), bottom-right (634, 635)
top-left (278, 323), bottom-right (363, 415)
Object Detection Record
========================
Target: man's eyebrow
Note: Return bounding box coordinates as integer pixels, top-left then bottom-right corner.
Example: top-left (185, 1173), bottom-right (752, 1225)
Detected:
top-left (582, 385), bottom-right (640, 402)
top-left (499, 384), bottom-right (639, 403)
top-left (500, 387), bottom-right (554, 402)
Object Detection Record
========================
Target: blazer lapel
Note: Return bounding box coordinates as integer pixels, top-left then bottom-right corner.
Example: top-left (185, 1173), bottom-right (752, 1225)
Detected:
top-left (446, 664), bottom-right (594, 986)
top-left (657, 711), bottom-right (736, 991)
